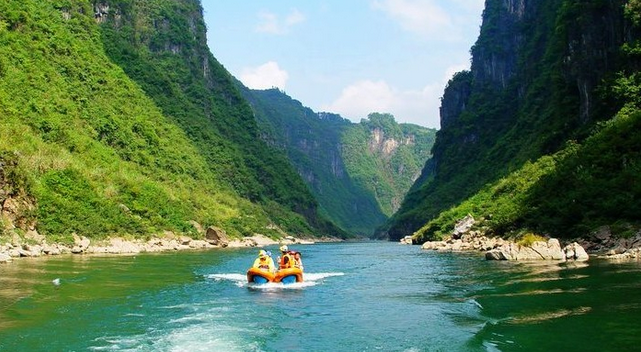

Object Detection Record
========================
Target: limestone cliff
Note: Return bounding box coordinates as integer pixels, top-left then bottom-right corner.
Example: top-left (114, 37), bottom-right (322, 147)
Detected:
top-left (344, 113), bottom-right (435, 219)
top-left (383, 0), bottom-right (639, 240)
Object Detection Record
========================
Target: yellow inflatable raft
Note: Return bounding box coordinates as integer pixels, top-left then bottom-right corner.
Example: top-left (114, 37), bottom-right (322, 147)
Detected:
top-left (246, 267), bottom-right (304, 284)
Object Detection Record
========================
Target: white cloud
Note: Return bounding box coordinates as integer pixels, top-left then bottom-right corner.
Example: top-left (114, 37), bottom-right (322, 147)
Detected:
top-left (323, 79), bottom-right (436, 127)
top-left (372, 0), bottom-right (452, 38)
top-left (323, 64), bottom-right (470, 129)
top-left (255, 9), bottom-right (306, 35)
top-left (285, 9), bottom-right (306, 26)
top-left (256, 12), bottom-right (280, 34)
top-left (239, 61), bottom-right (289, 90)
top-left (443, 63), bottom-right (470, 82)
top-left (323, 80), bottom-right (394, 121)
top-left (450, 0), bottom-right (485, 14)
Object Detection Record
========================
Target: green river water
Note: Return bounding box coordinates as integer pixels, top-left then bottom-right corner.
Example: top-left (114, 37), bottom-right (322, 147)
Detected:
top-left (1, 242), bottom-right (640, 351)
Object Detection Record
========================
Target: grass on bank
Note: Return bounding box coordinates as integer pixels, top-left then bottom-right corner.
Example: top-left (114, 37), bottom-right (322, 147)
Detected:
top-left (413, 109), bottom-right (641, 243)
top-left (0, 0), bottom-right (308, 243)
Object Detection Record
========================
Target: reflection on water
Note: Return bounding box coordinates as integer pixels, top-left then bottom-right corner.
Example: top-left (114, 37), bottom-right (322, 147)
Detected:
top-left (0, 257), bottom-right (63, 330)
top-left (468, 258), bottom-right (641, 351)
top-left (476, 287), bottom-right (587, 298)
top-left (1, 244), bottom-right (641, 351)
top-left (508, 306), bottom-right (592, 324)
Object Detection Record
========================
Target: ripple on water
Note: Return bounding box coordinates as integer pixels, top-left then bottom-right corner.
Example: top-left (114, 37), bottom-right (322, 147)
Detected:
top-left (4, 243), bottom-right (641, 352)
top-left (507, 306), bottom-right (593, 324)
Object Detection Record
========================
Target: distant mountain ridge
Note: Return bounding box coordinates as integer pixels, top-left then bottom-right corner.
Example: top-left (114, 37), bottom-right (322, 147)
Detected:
top-left (342, 113), bottom-right (435, 218)
top-left (238, 88), bottom-right (436, 236)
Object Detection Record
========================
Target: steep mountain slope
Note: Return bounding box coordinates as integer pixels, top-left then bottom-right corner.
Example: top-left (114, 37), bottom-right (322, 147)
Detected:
top-left (383, 0), bottom-right (641, 241)
top-left (96, 0), bottom-right (347, 237)
top-left (239, 88), bottom-right (435, 236)
top-left (238, 87), bottom-right (383, 236)
top-left (0, 0), bottom-right (343, 242)
top-left (341, 113), bottom-right (436, 218)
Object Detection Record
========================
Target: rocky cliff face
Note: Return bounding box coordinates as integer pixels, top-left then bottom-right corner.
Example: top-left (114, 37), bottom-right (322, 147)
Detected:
top-left (368, 127), bottom-right (418, 158)
top-left (447, 0), bottom-right (628, 130)
top-left (343, 113), bottom-right (435, 222)
top-left (439, 71), bottom-right (472, 129)
top-left (94, 0), bottom-right (244, 109)
top-left (238, 88), bottom-right (387, 236)
top-left (383, 0), bottom-right (636, 240)
top-left (471, 0), bottom-right (525, 89)
top-left (559, 0), bottom-right (629, 122)
top-left (0, 153), bottom-right (36, 235)
top-left (369, 128), bottom-right (397, 155)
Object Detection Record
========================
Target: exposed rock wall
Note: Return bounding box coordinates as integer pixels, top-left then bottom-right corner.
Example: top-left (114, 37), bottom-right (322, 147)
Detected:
top-left (471, 0), bottom-right (528, 89)
top-left (485, 239), bottom-right (589, 261)
top-left (385, 0), bottom-right (634, 241)
top-left (0, 153), bottom-right (36, 236)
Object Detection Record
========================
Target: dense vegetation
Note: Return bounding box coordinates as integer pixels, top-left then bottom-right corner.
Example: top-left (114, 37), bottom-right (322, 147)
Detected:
top-left (415, 110), bottom-right (641, 242)
top-left (386, 0), bottom-right (641, 242)
top-left (239, 88), bottom-right (435, 236)
top-left (238, 87), bottom-right (379, 236)
top-left (0, 0), bottom-right (343, 243)
top-left (97, 0), bottom-right (347, 237)
top-left (341, 113), bottom-right (435, 217)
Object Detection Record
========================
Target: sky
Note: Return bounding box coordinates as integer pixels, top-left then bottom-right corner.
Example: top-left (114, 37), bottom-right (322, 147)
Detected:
top-left (202, 0), bottom-right (485, 129)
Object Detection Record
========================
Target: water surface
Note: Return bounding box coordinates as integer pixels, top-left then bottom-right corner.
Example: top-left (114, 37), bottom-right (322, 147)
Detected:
top-left (1, 242), bottom-right (640, 351)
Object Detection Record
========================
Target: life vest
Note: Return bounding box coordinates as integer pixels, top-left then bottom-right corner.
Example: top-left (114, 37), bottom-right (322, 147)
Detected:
top-left (258, 257), bottom-right (270, 270)
top-left (279, 252), bottom-right (294, 269)
top-left (254, 256), bottom-right (274, 272)
top-left (293, 257), bottom-right (303, 270)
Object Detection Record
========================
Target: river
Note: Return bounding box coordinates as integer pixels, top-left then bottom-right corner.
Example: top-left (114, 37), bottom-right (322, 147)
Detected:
top-left (1, 242), bottom-right (640, 351)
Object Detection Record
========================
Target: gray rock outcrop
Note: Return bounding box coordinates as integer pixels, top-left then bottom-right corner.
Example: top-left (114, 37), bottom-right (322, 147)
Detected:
top-left (205, 226), bottom-right (229, 247)
top-left (420, 215), bottom-right (590, 261)
top-left (485, 240), bottom-right (589, 261)
top-left (452, 214), bottom-right (475, 239)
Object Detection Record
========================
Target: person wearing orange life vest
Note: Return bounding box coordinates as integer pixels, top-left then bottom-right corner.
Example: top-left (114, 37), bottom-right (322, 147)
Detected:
top-left (252, 249), bottom-right (275, 273)
top-left (278, 245), bottom-right (295, 270)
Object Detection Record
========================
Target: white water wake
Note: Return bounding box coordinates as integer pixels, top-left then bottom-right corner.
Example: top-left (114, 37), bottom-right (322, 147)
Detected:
top-left (206, 272), bottom-right (344, 289)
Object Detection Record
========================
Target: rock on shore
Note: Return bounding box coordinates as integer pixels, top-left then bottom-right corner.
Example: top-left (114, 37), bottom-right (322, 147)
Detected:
top-left (577, 226), bottom-right (641, 260)
top-left (421, 232), bottom-right (589, 261)
top-left (419, 221), bottom-right (641, 261)
top-left (0, 228), bottom-right (316, 263)
top-left (417, 215), bottom-right (590, 261)
top-left (485, 239), bottom-right (589, 261)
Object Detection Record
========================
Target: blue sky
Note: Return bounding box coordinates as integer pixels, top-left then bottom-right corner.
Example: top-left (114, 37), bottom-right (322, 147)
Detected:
top-left (202, 0), bottom-right (484, 129)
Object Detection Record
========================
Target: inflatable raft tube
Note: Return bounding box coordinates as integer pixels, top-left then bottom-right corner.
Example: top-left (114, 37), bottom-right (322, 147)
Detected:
top-left (274, 268), bottom-right (304, 284)
top-left (246, 267), bottom-right (275, 284)
top-left (246, 267), bottom-right (304, 284)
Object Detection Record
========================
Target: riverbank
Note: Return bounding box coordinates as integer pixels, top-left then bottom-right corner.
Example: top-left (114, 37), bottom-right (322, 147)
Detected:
top-left (406, 215), bottom-right (641, 261)
top-left (0, 227), bottom-right (323, 264)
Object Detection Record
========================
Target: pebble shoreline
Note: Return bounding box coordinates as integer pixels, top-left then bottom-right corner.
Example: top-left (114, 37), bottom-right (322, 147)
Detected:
top-left (0, 233), bottom-right (316, 264)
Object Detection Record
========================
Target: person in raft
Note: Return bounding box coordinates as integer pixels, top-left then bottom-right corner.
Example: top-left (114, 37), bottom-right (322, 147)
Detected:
top-left (253, 249), bottom-right (275, 273)
top-left (292, 251), bottom-right (304, 271)
top-left (277, 245), bottom-right (295, 270)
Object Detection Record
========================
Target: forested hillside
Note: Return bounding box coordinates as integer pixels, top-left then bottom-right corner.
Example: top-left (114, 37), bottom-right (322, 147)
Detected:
top-left (383, 0), bottom-right (641, 242)
top-left (341, 113), bottom-right (435, 218)
top-left (239, 88), bottom-right (436, 236)
top-left (0, 0), bottom-right (344, 243)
